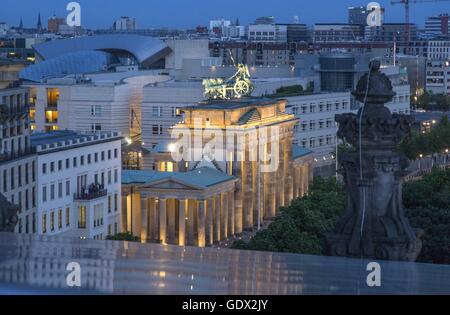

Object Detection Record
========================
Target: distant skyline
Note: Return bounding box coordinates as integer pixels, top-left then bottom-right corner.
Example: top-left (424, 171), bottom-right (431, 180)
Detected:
top-left (1, 0), bottom-right (449, 29)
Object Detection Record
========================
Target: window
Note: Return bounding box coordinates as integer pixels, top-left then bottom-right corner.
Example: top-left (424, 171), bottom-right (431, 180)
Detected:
top-left (66, 207), bottom-right (70, 227)
top-left (108, 170), bottom-right (112, 185)
top-left (66, 158), bottom-right (70, 169)
top-left (73, 157), bottom-right (77, 168)
top-left (58, 160), bottom-right (62, 171)
top-left (88, 154), bottom-right (91, 164)
top-left (80, 155), bottom-right (84, 166)
top-left (108, 150), bottom-right (111, 160)
top-left (152, 106), bottom-right (162, 117)
top-left (50, 162), bottom-right (54, 172)
top-left (50, 184), bottom-right (55, 200)
top-left (42, 213), bottom-right (47, 234)
top-left (78, 206), bottom-right (86, 229)
top-left (50, 211), bottom-right (55, 232)
top-left (90, 105), bottom-right (102, 116)
top-left (58, 182), bottom-right (62, 198)
top-left (114, 149), bottom-right (118, 159)
top-left (114, 194), bottom-right (118, 212)
top-left (42, 186), bottom-right (47, 202)
top-left (58, 209), bottom-right (62, 229)
top-left (101, 151), bottom-right (105, 161)
top-left (66, 180), bottom-right (70, 196)
top-left (42, 163), bottom-right (47, 174)
top-left (91, 123), bottom-right (102, 132)
top-left (114, 169), bottom-right (118, 183)
top-left (152, 125), bottom-right (163, 135)
top-left (108, 195), bottom-right (112, 213)
top-left (94, 153), bottom-right (98, 162)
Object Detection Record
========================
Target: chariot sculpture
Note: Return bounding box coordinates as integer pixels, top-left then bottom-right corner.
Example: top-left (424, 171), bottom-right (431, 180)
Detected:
top-left (203, 60), bottom-right (254, 100)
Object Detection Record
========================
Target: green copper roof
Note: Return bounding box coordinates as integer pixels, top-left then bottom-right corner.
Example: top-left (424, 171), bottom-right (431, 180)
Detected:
top-left (292, 145), bottom-right (313, 159)
top-left (122, 167), bottom-right (236, 189)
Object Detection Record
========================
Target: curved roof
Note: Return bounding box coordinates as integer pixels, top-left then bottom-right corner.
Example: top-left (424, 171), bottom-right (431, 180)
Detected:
top-left (33, 34), bottom-right (171, 65)
top-left (20, 50), bottom-right (117, 82)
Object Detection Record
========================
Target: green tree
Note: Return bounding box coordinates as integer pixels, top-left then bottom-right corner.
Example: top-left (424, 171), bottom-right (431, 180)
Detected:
top-left (232, 177), bottom-right (345, 255)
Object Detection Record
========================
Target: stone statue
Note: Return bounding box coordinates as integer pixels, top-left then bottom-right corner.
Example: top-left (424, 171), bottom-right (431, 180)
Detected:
top-left (0, 193), bottom-right (19, 232)
top-left (325, 60), bottom-right (422, 261)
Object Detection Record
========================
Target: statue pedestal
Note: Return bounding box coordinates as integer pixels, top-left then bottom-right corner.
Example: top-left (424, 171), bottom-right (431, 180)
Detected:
top-left (326, 60), bottom-right (422, 262)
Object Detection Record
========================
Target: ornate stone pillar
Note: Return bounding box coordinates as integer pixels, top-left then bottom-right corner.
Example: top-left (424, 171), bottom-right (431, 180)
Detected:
top-left (221, 192), bottom-right (228, 239)
top-left (228, 190), bottom-right (235, 236)
top-left (159, 198), bottom-right (167, 245)
top-left (198, 199), bottom-right (206, 248)
top-left (168, 199), bottom-right (176, 244)
top-left (140, 196), bottom-right (148, 243)
top-left (178, 199), bottom-right (187, 246)
top-left (206, 198), bottom-right (214, 245)
top-left (214, 194), bottom-right (221, 242)
top-left (187, 199), bottom-right (195, 245)
top-left (121, 193), bottom-right (128, 232)
top-left (149, 198), bottom-right (158, 242)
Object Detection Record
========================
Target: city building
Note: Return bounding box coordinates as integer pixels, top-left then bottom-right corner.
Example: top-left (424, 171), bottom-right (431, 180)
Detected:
top-left (31, 130), bottom-right (122, 239)
top-left (426, 59), bottom-right (450, 95)
top-left (313, 24), bottom-right (364, 42)
top-left (47, 15), bottom-right (66, 34)
top-left (0, 86), bottom-right (37, 235)
top-left (122, 98), bottom-right (314, 247)
top-left (427, 40), bottom-right (450, 60)
top-left (113, 17), bottom-right (136, 31)
top-left (248, 24), bottom-right (288, 42)
top-left (425, 14), bottom-right (450, 39)
top-left (348, 5), bottom-right (385, 25)
top-left (365, 23), bottom-right (418, 42)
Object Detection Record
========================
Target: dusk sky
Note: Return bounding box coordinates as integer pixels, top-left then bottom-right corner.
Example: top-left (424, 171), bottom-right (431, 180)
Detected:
top-left (1, 0), bottom-right (449, 29)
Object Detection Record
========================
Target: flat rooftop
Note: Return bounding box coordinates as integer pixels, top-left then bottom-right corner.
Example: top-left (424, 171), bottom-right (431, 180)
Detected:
top-left (31, 130), bottom-right (122, 153)
top-left (0, 233), bottom-right (449, 294)
top-left (186, 98), bottom-right (284, 111)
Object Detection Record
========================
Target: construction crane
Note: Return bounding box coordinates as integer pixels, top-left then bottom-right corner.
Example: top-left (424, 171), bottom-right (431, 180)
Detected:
top-left (390, 0), bottom-right (450, 43)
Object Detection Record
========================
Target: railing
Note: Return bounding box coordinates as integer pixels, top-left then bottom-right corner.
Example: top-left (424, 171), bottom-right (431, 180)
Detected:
top-left (74, 189), bottom-right (107, 201)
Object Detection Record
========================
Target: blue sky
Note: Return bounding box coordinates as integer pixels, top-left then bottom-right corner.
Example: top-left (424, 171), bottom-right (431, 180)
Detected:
top-left (1, 0), bottom-right (449, 29)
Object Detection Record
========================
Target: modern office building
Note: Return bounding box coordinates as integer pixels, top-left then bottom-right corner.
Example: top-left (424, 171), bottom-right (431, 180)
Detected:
top-left (427, 40), bottom-right (450, 60)
top-left (25, 71), bottom-right (170, 137)
top-left (31, 130), bottom-right (122, 239)
top-left (113, 17), bottom-right (137, 32)
top-left (365, 23), bottom-right (418, 42)
top-left (425, 14), bottom-right (450, 39)
top-left (122, 98), bottom-right (313, 247)
top-left (313, 24), bottom-right (364, 42)
top-left (248, 24), bottom-right (288, 42)
top-left (0, 86), bottom-right (37, 235)
top-left (426, 59), bottom-right (450, 95)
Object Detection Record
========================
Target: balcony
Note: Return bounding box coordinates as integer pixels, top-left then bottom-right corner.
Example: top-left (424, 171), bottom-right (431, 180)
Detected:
top-left (74, 184), bottom-right (107, 201)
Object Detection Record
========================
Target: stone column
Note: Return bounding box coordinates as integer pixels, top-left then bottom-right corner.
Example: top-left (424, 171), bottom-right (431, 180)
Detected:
top-left (214, 194), bottom-right (221, 242)
top-left (168, 199), bottom-right (176, 244)
top-left (178, 199), bottom-right (187, 246)
top-left (198, 200), bottom-right (206, 248)
top-left (206, 198), bottom-right (213, 245)
top-left (126, 194), bottom-right (132, 232)
top-left (187, 199), bottom-right (195, 245)
top-left (159, 198), bottom-right (167, 245)
top-left (131, 193), bottom-right (141, 237)
top-left (228, 190), bottom-right (235, 236)
top-left (149, 198), bottom-right (158, 242)
top-left (121, 194), bottom-right (128, 233)
top-left (244, 151), bottom-right (254, 229)
top-left (140, 197), bottom-right (148, 243)
top-left (221, 192), bottom-right (228, 239)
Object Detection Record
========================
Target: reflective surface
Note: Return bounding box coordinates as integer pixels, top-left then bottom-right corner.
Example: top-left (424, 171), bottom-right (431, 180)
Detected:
top-left (0, 233), bottom-right (449, 295)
